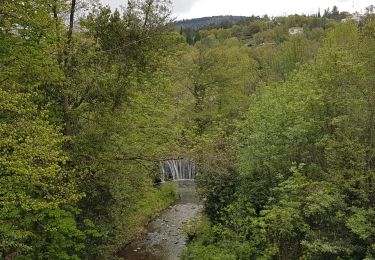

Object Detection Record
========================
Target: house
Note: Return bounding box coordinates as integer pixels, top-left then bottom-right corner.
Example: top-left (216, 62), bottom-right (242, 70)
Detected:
top-left (288, 27), bottom-right (304, 35)
top-left (341, 12), bottom-right (365, 23)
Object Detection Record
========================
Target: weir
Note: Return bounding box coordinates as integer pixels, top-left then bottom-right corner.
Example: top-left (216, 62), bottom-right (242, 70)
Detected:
top-left (160, 159), bottom-right (196, 182)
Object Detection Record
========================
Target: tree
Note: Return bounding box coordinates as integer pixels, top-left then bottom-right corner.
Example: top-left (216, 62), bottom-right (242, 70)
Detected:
top-left (183, 20), bottom-right (375, 260)
top-left (1, 0), bottom-right (180, 258)
top-left (171, 34), bottom-right (259, 220)
top-left (0, 87), bottom-right (83, 260)
top-left (0, 1), bottom-right (88, 258)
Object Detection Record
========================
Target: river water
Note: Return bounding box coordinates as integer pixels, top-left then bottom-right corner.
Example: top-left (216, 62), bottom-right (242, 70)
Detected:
top-left (117, 180), bottom-right (202, 260)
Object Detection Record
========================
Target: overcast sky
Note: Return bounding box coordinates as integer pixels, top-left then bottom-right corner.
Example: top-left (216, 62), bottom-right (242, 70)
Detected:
top-left (100, 0), bottom-right (374, 19)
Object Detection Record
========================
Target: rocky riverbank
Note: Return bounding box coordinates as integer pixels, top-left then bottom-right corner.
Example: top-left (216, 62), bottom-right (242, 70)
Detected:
top-left (118, 181), bottom-right (202, 260)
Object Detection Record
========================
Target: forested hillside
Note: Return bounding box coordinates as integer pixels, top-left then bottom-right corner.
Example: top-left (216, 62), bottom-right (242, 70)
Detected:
top-left (1, 0), bottom-right (374, 259)
top-left (175, 15), bottom-right (248, 29)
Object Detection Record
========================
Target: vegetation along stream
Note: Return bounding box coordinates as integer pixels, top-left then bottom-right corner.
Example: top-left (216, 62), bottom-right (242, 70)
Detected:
top-left (1, 0), bottom-right (374, 259)
top-left (118, 180), bottom-right (202, 260)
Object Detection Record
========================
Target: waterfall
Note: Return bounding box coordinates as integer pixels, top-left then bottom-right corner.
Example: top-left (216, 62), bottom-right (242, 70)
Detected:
top-left (160, 159), bottom-right (196, 182)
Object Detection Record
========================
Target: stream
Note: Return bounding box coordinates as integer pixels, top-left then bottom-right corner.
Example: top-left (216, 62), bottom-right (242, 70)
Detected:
top-left (118, 180), bottom-right (202, 260)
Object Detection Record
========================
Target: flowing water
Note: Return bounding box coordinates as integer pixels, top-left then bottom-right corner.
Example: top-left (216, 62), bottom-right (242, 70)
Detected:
top-left (160, 159), bottom-right (196, 182)
top-left (118, 180), bottom-right (202, 260)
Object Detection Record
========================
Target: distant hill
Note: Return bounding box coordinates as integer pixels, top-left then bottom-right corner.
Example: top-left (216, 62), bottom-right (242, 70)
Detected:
top-left (174, 16), bottom-right (249, 29)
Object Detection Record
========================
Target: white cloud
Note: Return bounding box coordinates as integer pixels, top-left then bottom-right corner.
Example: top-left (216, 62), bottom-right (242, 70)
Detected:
top-left (100, 0), bottom-right (126, 10)
top-left (172, 0), bottom-right (201, 13)
top-left (99, 0), bottom-right (201, 15)
top-left (100, 0), bottom-right (375, 19)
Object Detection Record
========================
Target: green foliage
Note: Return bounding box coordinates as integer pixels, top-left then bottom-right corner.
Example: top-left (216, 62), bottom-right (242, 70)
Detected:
top-left (3, 1), bottom-right (375, 259)
top-left (182, 217), bottom-right (237, 260)
top-left (0, 1), bottom-right (85, 258)
top-left (172, 32), bottom-right (259, 221)
top-left (0, 87), bottom-right (83, 259)
top-left (94, 182), bottom-right (177, 256)
top-left (1, 0), bottom-right (180, 258)
top-left (184, 19), bottom-right (375, 260)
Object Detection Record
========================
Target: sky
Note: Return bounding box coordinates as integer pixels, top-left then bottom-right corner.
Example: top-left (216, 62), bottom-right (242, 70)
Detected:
top-left (100, 0), bottom-right (374, 19)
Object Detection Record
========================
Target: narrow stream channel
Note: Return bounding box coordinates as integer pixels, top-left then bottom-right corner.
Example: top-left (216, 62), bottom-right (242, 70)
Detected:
top-left (118, 180), bottom-right (202, 260)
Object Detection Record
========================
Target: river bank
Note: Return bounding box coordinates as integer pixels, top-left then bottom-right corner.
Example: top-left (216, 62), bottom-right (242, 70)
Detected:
top-left (117, 180), bottom-right (202, 260)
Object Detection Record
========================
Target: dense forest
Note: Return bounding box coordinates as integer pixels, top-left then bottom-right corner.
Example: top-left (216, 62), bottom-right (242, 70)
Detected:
top-left (0, 0), bottom-right (374, 259)
top-left (175, 15), bottom-right (248, 29)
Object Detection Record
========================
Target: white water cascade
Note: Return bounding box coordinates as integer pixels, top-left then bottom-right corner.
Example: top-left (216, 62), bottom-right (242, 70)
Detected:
top-left (160, 159), bottom-right (196, 182)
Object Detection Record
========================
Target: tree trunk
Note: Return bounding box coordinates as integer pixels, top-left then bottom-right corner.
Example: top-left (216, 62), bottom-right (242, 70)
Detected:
top-left (62, 0), bottom-right (76, 136)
